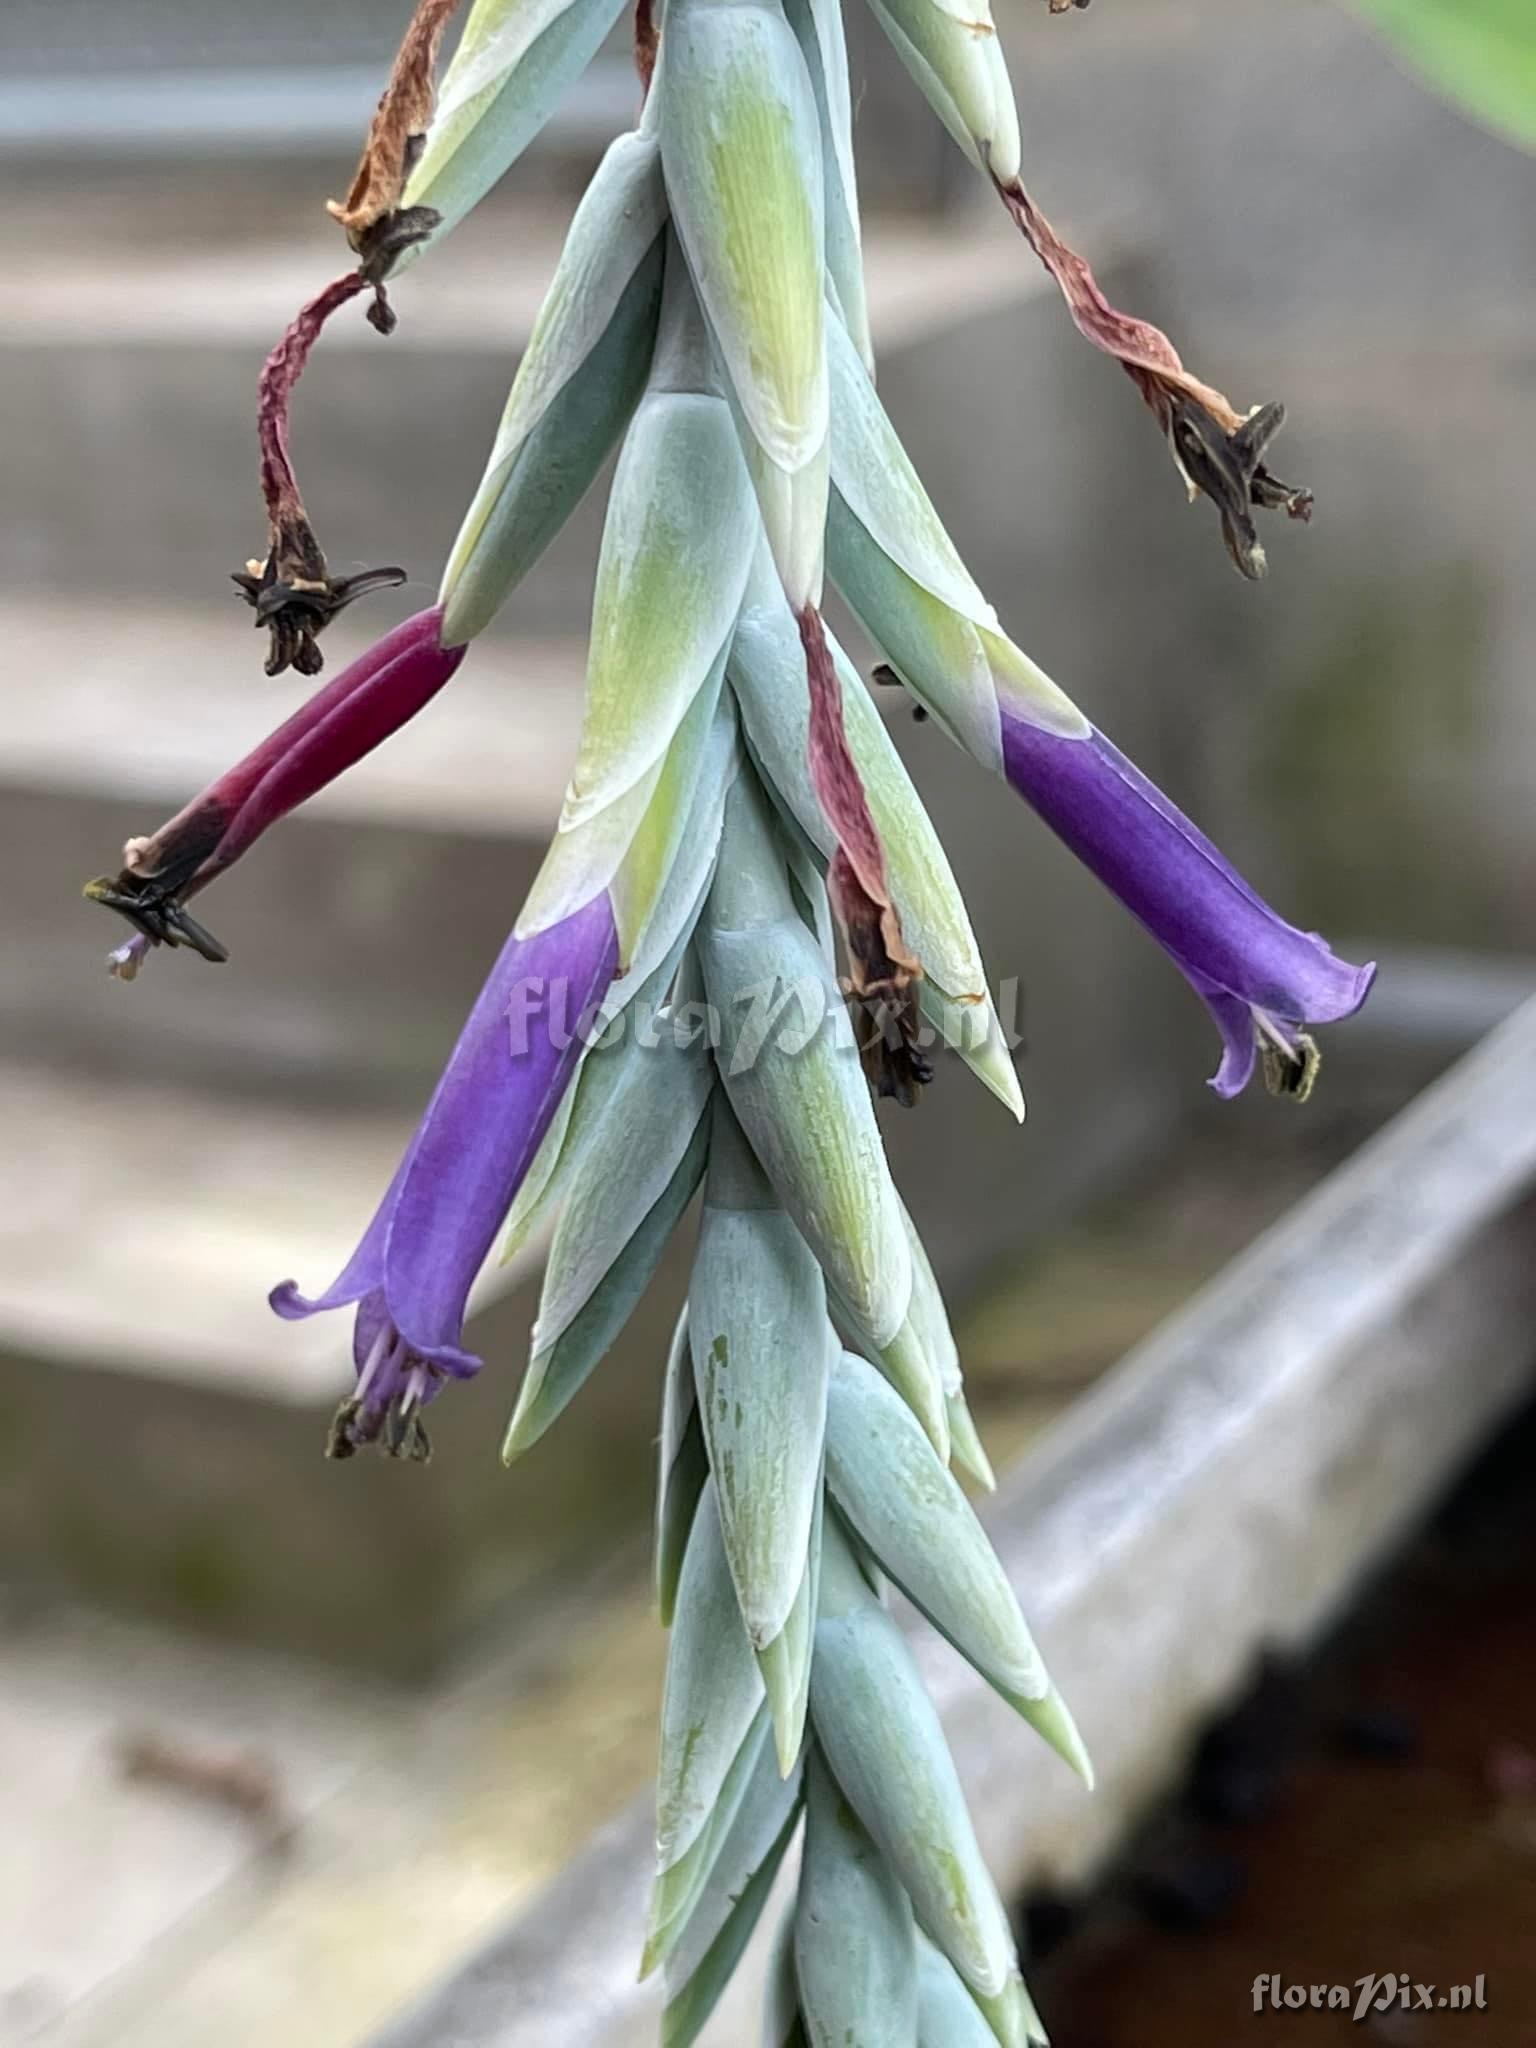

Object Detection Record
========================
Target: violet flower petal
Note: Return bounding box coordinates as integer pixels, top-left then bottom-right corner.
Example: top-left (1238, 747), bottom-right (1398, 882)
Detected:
top-left (999, 713), bottom-right (1374, 1093)
top-left (272, 892), bottom-right (620, 1378)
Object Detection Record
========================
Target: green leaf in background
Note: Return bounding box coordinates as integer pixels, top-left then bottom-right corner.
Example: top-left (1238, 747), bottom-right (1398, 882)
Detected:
top-left (1352, 0), bottom-right (1536, 149)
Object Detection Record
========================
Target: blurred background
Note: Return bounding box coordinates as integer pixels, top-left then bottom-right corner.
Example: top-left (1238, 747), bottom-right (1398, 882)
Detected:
top-left (3, 1), bottom-right (1536, 2042)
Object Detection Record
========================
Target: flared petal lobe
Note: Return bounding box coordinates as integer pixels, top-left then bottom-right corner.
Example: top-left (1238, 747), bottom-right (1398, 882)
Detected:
top-left (999, 714), bottom-right (1374, 1096)
top-left (272, 894), bottom-right (620, 1448)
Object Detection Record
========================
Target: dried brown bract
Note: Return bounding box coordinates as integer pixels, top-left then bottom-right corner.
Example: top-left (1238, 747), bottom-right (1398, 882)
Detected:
top-left (327, 0), bottom-right (463, 276)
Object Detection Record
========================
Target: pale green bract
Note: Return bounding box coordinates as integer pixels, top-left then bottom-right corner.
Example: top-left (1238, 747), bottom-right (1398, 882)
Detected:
top-left (863, 0), bottom-right (1021, 185)
top-left (437, 130), bottom-right (668, 643)
top-left (402, 0), bottom-right (629, 248)
top-left (276, 3), bottom-right (1114, 2040)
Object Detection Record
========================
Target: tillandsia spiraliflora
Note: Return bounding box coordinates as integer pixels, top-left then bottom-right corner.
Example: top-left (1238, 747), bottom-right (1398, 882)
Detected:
top-left (82, 0), bottom-right (1376, 2036)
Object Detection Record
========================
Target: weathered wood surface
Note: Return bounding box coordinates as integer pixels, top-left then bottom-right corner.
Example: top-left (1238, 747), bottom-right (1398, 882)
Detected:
top-left (372, 998), bottom-right (1536, 2047)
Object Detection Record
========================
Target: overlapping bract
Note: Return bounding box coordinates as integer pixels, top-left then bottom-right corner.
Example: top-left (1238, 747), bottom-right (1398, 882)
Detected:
top-left (82, 4), bottom-right (1379, 2039)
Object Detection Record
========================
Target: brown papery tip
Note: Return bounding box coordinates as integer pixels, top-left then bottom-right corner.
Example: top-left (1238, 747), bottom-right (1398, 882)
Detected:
top-left (327, 0), bottom-right (463, 255)
top-left (830, 848), bottom-right (931, 1110)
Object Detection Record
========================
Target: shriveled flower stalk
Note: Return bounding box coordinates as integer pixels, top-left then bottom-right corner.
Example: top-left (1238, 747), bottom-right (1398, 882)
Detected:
top-left (81, 0), bottom-right (1374, 2038)
top-left (864, 0), bottom-right (1310, 575)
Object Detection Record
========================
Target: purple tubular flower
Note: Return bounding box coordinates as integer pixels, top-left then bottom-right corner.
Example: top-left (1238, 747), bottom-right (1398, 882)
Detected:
top-left (999, 713), bottom-right (1375, 1099)
top-left (272, 892), bottom-right (620, 1458)
top-left (85, 607), bottom-right (465, 971)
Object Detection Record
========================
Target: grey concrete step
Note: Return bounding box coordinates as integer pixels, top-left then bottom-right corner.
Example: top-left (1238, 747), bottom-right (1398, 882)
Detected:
top-left (0, 208), bottom-right (1063, 628)
top-left (0, 1055), bottom-right (691, 1674)
top-left (3, 600), bottom-right (584, 1101)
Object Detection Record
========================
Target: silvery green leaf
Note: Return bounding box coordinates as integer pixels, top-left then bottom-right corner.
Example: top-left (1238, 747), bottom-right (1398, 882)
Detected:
top-left (659, 0), bottom-right (828, 479)
top-left (602, 690), bottom-right (742, 1000)
top-left (826, 318), bottom-right (1086, 743)
top-left (739, 425), bottom-right (830, 617)
top-left (783, 0), bottom-right (872, 372)
top-left (810, 1516), bottom-right (1019, 2006)
top-left (500, 898), bottom-right (705, 1267)
top-left (762, 1909), bottom-right (807, 2048)
top-left (689, 1100), bottom-right (831, 1651)
top-left (699, 775), bottom-right (912, 1347)
top-left (401, 0), bottom-right (627, 253)
top-left (826, 312), bottom-right (996, 631)
top-left (663, 1720), bottom-right (806, 2007)
top-left (729, 549), bottom-right (1024, 1120)
top-left (662, 1799), bottom-right (801, 2048)
top-left (825, 1273), bottom-right (947, 1456)
top-left (825, 493), bottom-right (1002, 773)
top-left (432, 0), bottom-right (610, 129)
top-left (900, 1202), bottom-right (960, 1398)
top-left (828, 491), bottom-right (1092, 780)
top-left (915, 980), bottom-right (1025, 1126)
top-left (730, 547), bottom-right (983, 1004)
top-left (861, 0), bottom-right (1021, 185)
top-left (516, 644), bottom-right (728, 955)
top-left (946, 1390), bottom-right (997, 1494)
top-left (826, 1352), bottom-right (1090, 1785)
top-left (794, 1750), bottom-right (919, 2046)
top-left (870, 1313), bottom-right (950, 1461)
top-left (503, 1106), bottom-right (710, 1455)
top-left (916, 1939), bottom-right (1008, 2048)
top-left (656, 1311), bottom-right (708, 1626)
top-left (647, 1705), bottom-right (775, 1977)
top-left (528, 1036), bottom-right (714, 1354)
top-left (756, 1476), bottom-right (824, 1773)
top-left (651, 1481), bottom-right (767, 1908)
top-left (517, 262), bottom-right (754, 938)
top-left (972, 1973), bottom-right (1051, 2048)
top-left (737, 561), bottom-right (1036, 1122)
top-left (438, 134), bottom-right (666, 644)
top-left (567, 393), bottom-right (747, 821)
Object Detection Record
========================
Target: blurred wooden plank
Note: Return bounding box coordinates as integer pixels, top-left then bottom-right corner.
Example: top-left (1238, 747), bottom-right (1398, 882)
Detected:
top-left (370, 998), bottom-right (1536, 2047)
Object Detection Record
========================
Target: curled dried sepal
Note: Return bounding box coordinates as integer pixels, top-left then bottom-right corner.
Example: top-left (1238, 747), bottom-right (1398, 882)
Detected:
top-left (1047, 0), bottom-right (1090, 12)
top-left (232, 550), bottom-right (408, 680)
top-left (83, 872), bottom-right (229, 964)
top-left (327, 0), bottom-right (462, 278)
top-left (994, 178), bottom-right (1311, 578)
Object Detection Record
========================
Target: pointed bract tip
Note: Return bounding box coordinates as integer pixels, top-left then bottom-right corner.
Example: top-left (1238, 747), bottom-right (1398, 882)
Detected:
top-left (946, 1394), bottom-right (997, 1494)
top-left (756, 1629), bottom-right (810, 1779)
top-left (1018, 1684), bottom-right (1094, 1790)
top-left (639, 1845), bottom-right (704, 1981)
top-left (975, 1973), bottom-right (1049, 2048)
top-left (500, 1358), bottom-right (553, 1464)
